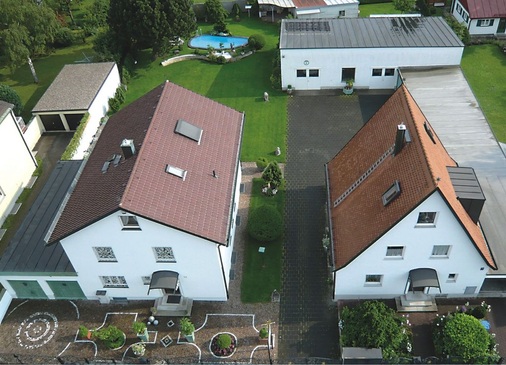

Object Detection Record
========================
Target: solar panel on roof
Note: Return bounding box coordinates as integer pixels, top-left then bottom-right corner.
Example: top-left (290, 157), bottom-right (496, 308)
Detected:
top-left (285, 21), bottom-right (330, 32)
top-left (175, 119), bottom-right (203, 144)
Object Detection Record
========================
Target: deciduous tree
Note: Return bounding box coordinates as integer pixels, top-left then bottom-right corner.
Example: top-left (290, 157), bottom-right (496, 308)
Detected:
top-left (393, 0), bottom-right (416, 13)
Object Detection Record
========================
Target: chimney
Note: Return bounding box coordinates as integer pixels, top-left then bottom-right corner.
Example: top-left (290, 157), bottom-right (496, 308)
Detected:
top-left (393, 124), bottom-right (406, 156)
top-left (120, 139), bottom-right (135, 159)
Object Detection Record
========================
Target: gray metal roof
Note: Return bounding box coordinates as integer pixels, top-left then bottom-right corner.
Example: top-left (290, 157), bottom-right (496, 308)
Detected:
top-left (0, 101), bottom-right (13, 122)
top-left (32, 62), bottom-right (116, 112)
top-left (0, 160), bottom-right (82, 273)
top-left (402, 67), bottom-right (506, 275)
top-left (279, 17), bottom-right (464, 49)
top-left (448, 166), bottom-right (486, 201)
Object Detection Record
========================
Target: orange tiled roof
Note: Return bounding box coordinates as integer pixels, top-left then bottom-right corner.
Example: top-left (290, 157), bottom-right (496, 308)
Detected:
top-left (326, 85), bottom-right (496, 270)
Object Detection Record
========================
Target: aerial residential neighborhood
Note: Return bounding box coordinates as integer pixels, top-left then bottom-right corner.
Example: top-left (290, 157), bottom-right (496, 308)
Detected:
top-left (0, 0), bottom-right (505, 363)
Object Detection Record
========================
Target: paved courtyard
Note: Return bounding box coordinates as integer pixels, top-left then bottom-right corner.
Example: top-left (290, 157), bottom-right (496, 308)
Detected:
top-left (279, 90), bottom-right (393, 362)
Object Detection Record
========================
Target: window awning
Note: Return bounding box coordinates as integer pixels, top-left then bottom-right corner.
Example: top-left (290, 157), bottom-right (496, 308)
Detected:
top-left (409, 268), bottom-right (440, 289)
top-left (148, 270), bottom-right (179, 294)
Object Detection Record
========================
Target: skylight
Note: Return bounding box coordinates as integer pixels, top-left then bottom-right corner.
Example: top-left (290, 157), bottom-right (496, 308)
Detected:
top-left (382, 180), bottom-right (401, 206)
top-left (165, 164), bottom-right (187, 180)
top-left (175, 119), bottom-right (203, 144)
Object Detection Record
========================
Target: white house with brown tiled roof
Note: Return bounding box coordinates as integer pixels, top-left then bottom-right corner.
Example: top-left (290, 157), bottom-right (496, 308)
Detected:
top-left (451, 0), bottom-right (506, 36)
top-left (42, 81), bottom-right (244, 313)
top-left (325, 85), bottom-right (496, 302)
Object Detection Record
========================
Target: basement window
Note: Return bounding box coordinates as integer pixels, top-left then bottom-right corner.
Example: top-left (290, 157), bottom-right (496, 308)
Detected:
top-left (382, 180), bottom-right (401, 206)
top-left (165, 165), bottom-right (187, 180)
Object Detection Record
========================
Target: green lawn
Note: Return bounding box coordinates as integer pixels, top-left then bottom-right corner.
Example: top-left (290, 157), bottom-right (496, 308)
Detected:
top-left (124, 18), bottom-right (286, 162)
top-left (359, 2), bottom-right (401, 17)
top-left (461, 45), bottom-right (506, 142)
top-left (241, 178), bottom-right (283, 303)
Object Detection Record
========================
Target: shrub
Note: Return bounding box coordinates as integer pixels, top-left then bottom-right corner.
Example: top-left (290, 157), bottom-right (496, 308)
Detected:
top-left (340, 301), bottom-right (412, 360)
top-left (0, 84), bottom-right (23, 115)
top-left (256, 157), bottom-right (269, 170)
top-left (433, 312), bottom-right (491, 362)
top-left (230, 3), bottom-right (241, 18)
top-left (248, 34), bottom-right (266, 50)
top-left (94, 325), bottom-right (125, 349)
top-left (262, 161), bottom-right (283, 188)
top-left (53, 27), bottom-right (75, 48)
top-left (247, 204), bottom-right (283, 242)
top-left (444, 15), bottom-right (470, 45)
top-left (61, 113), bottom-right (90, 160)
top-left (270, 51), bottom-right (281, 89)
top-left (259, 327), bottom-right (268, 339)
top-left (132, 321), bottom-right (146, 334)
top-left (179, 317), bottom-right (195, 335)
top-left (216, 333), bottom-right (232, 349)
top-left (114, 86), bottom-right (126, 104)
top-left (78, 325), bottom-right (89, 338)
top-left (216, 55), bottom-right (227, 64)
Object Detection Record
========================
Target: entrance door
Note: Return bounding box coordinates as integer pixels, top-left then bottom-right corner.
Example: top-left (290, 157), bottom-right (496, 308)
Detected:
top-left (47, 281), bottom-right (86, 299)
top-left (8, 280), bottom-right (48, 299)
top-left (498, 18), bottom-right (506, 34)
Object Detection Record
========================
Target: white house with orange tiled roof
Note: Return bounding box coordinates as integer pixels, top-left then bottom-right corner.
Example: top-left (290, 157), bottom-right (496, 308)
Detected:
top-left (450, 0), bottom-right (506, 36)
top-left (258, 0), bottom-right (358, 19)
top-left (325, 85), bottom-right (496, 302)
top-left (0, 81), bottom-right (247, 313)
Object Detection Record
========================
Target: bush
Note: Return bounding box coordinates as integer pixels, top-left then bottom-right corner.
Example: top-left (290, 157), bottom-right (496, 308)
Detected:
top-left (108, 97), bottom-right (121, 114)
top-left (61, 113), bottom-right (90, 160)
top-left (256, 157), bottom-right (269, 170)
top-left (259, 327), bottom-right (268, 339)
top-left (114, 86), bottom-right (126, 104)
top-left (94, 325), bottom-right (125, 349)
top-left (216, 333), bottom-right (232, 349)
top-left (53, 27), bottom-right (75, 48)
top-left (248, 34), bottom-right (266, 50)
top-left (444, 15), bottom-right (470, 45)
top-left (433, 312), bottom-right (492, 362)
top-left (0, 84), bottom-right (23, 115)
top-left (270, 51), bottom-right (281, 89)
top-left (340, 301), bottom-right (412, 359)
top-left (262, 161), bottom-right (283, 188)
top-left (230, 3), bottom-right (241, 18)
top-left (247, 205), bottom-right (283, 242)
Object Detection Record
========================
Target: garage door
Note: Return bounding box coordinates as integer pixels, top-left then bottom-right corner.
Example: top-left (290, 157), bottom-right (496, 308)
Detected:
top-left (39, 114), bottom-right (65, 131)
top-left (64, 113), bottom-right (85, 130)
top-left (47, 281), bottom-right (86, 299)
top-left (8, 280), bottom-right (48, 299)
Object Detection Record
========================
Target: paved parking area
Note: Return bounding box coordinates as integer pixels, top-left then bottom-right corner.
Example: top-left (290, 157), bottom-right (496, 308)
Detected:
top-left (279, 90), bottom-right (393, 362)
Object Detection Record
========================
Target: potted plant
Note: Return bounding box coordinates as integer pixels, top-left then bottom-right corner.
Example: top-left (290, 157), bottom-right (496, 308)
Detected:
top-left (78, 325), bottom-right (92, 340)
top-left (343, 79), bottom-right (354, 95)
top-left (132, 321), bottom-right (149, 342)
top-left (287, 84), bottom-right (293, 95)
top-left (259, 327), bottom-right (269, 343)
top-left (179, 317), bottom-right (195, 343)
top-left (132, 342), bottom-right (146, 356)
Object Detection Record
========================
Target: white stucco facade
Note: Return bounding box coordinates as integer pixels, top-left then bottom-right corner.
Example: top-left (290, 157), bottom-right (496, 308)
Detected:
top-left (0, 106), bottom-right (37, 227)
top-left (334, 191), bottom-right (489, 300)
top-left (281, 46), bottom-right (463, 90)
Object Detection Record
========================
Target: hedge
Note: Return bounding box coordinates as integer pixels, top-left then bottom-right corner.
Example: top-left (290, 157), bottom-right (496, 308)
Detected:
top-left (61, 113), bottom-right (90, 160)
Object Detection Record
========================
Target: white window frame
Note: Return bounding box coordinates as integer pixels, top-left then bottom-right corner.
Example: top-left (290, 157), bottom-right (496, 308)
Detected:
top-left (119, 214), bottom-right (140, 230)
top-left (431, 245), bottom-right (451, 258)
top-left (93, 247), bottom-right (117, 262)
top-left (416, 212), bottom-right (438, 226)
top-left (297, 69), bottom-right (306, 78)
top-left (456, 3), bottom-right (462, 15)
top-left (153, 247), bottom-right (176, 263)
top-left (447, 273), bottom-right (458, 282)
top-left (100, 276), bottom-right (128, 288)
top-left (385, 246), bottom-right (404, 258)
top-left (477, 19), bottom-right (494, 27)
top-left (308, 69), bottom-right (319, 78)
top-left (365, 274), bottom-right (383, 286)
top-left (372, 68), bottom-right (382, 77)
top-left (384, 68), bottom-right (395, 76)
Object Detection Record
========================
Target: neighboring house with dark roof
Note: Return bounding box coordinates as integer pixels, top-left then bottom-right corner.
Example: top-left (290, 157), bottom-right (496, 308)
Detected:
top-left (325, 85), bottom-right (496, 302)
top-left (0, 101), bottom-right (38, 230)
top-left (32, 62), bottom-right (120, 158)
top-left (12, 81), bottom-right (245, 314)
top-left (279, 17), bottom-right (464, 91)
top-left (258, 0), bottom-right (358, 19)
top-left (450, 0), bottom-right (506, 36)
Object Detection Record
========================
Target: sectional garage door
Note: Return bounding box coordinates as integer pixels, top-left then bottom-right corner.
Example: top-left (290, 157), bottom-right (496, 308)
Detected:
top-left (8, 280), bottom-right (48, 299)
top-left (47, 281), bottom-right (86, 299)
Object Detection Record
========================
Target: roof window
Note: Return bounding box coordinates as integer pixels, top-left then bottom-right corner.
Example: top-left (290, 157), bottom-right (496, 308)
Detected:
top-left (382, 180), bottom-right (401, 206)
top-left (165, 165), bottom-right (187, 180)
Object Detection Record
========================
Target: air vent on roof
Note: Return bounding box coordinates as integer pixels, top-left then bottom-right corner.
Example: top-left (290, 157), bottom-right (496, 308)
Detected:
top-left (423, 122), bottom-right (436, 144)
top-left (175, 119), bottom-right (203, 144)
top-left (166, 165), bottom-right (187, 180)
top-left (121, 139), bottom-right (136, 158)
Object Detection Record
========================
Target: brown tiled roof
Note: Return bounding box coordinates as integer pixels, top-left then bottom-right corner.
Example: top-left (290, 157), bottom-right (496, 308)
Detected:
top-left (32, 62), bottom-right (116, 112)
top-left (327, 85), bottom-right (496, 270)
top-left (462, 0), bottom-right (506, 18)
top-left (50, 81), bottom-right (244, 244)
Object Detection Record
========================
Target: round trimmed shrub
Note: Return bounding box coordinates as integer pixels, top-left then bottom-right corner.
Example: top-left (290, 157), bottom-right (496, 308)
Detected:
top-left (248, 34), bottom-right (266, 50)
top-left (216, 333), bottom-right (232, 349)
top-left (248, 205), bottom-right (283, 242)
top-left (0, 84), bottom-right (23, 115)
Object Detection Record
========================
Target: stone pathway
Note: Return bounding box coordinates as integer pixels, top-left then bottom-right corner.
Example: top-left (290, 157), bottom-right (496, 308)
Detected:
top-left (279, 91), bottom-right (393, 362)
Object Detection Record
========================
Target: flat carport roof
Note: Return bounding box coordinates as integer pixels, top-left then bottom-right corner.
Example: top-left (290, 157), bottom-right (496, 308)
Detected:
top-left (402, 67), bottom-right (506, 275)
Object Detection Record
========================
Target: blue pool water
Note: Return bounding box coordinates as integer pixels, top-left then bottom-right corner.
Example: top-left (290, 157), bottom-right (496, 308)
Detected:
top-left (189, 35), bottom-right (248, 50)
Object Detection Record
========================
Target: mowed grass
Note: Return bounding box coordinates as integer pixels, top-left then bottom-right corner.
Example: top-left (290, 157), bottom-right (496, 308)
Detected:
top-left (241, 178), bottom-right (283, 303)
top-left (125, 18), bottom-right (286, 162)
top-left (461, 45), bottom-right (506, 142)
top-left (359, 2), bottom-right (401, 17)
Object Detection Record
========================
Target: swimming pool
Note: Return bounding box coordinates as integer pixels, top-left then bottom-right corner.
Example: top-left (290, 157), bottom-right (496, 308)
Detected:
top-left (188, 35), bottom-right (248, 50)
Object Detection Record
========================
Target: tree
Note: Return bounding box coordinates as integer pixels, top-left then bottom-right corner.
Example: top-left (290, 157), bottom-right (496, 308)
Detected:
top-left (340, 301), bottom-right (412, 359)
top-left (433, 312), bottom-right (495, 363)
top-left (0, 84), bottom-right (24, 115)
top-left (0, 0), bottom-right (60, 83)
top-left (103, 0), bottom-right (196, 66)
top-left (45, 0), bottom-right (77, 25)
top-left (204, 0), bottom-right (228, 24)
top-left (393, 0), bottom-right (416, 13)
